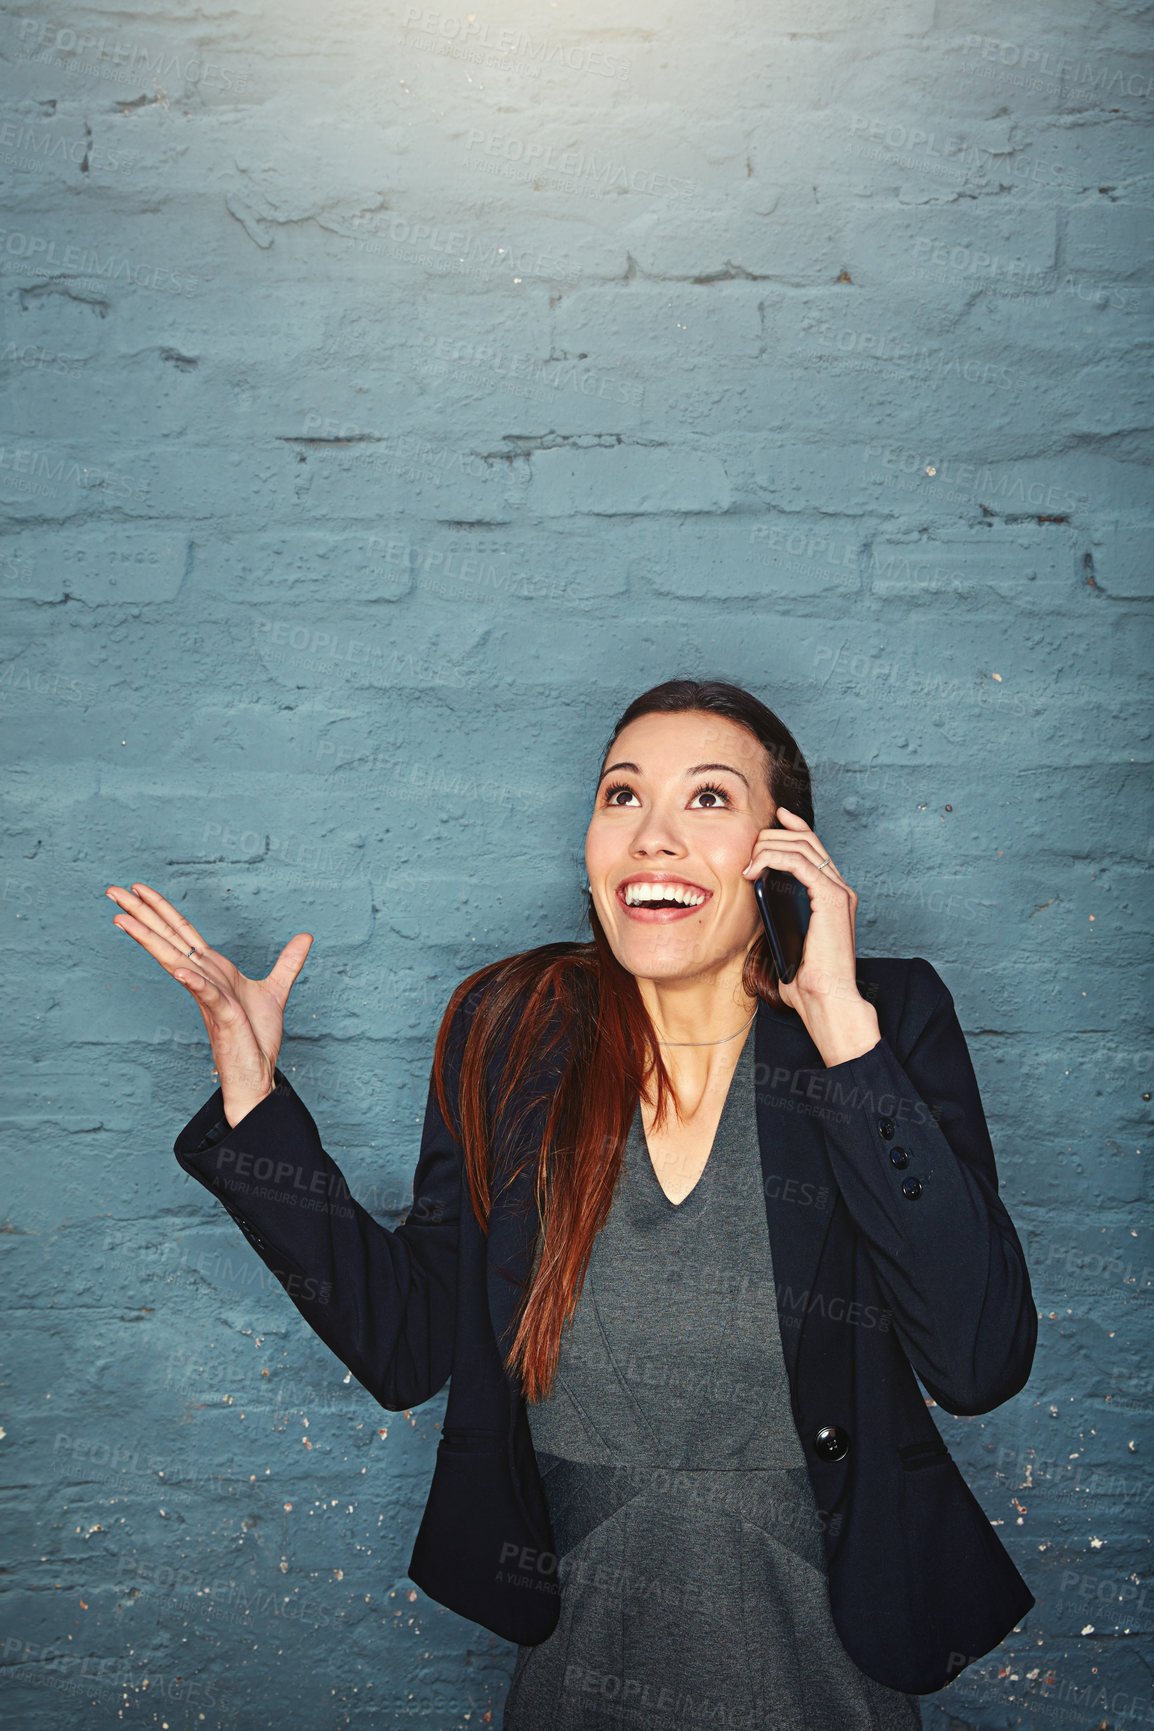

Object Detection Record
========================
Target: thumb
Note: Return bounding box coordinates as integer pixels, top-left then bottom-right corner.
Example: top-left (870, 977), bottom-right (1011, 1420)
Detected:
top-left (267, 932), bottom-right (314, 997)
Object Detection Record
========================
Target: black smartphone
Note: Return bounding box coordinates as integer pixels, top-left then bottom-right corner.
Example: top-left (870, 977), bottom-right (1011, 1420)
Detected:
top-left (752, 825), bottom-right (811, 984)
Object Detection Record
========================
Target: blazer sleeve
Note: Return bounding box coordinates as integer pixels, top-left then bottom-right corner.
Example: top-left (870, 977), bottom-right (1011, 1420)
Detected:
top-left (170, 999), bottom-right (468, 1414)
top-left (810, 957), bottom-right (1037, 1416)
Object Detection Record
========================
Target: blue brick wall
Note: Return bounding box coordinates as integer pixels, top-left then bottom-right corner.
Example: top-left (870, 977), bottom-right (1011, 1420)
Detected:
top-left (2, 2), bottom-right (1151, 1726)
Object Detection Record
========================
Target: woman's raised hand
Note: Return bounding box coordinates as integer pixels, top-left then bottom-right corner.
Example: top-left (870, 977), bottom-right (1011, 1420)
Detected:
top-left (740, 806), bottom-right (880, 1067)
top-left (106, 880), bottom-right (313, 1128)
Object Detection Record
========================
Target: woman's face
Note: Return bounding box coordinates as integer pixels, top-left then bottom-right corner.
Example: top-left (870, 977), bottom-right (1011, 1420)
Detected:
top-left (585, 709), bottom-right (777, 985)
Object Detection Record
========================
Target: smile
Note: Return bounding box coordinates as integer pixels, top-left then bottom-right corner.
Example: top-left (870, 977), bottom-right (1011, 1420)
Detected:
top-left (615, 878), bottom-right (712, 921)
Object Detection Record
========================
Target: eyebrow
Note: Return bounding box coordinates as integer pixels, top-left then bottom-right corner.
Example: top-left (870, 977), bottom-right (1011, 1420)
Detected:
top-left (597, 760), bottom-right (751, 790)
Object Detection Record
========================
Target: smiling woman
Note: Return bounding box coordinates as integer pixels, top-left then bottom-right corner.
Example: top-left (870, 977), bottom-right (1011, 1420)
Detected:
top-left (109, 676), bottom-right (1037, 1731)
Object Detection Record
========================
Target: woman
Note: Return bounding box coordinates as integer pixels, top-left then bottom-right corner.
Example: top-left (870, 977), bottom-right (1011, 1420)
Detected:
top-left (107, 678), bottom-right (1037, 1729)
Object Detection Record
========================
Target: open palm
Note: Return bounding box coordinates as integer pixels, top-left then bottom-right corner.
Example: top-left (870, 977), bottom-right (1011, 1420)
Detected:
top-left (106, 879), bottom-right (313, 1126)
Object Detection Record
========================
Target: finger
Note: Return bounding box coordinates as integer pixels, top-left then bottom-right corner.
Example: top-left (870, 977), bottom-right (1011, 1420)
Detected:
top-left (110, 882), bottom-right (214, 961)
top-left (768, 808), bottom-right (840, 870)
top-left (265, 932), bottom-right (314, 999)
top-left (751, 821), bottom-right (842, 872)
top-left (744, 851), bottom-right (850, 900)
top-left (111, 903), bottom-right (222, 978)
top-left (808, 851), bottom-right (846, 886)
top-left (128, 880), bottom-right (216, 956)
top-left (743, 839), bottom-right (841, 879)
top-left (172, 971), bottom-right (253, 1044)
top-left (172, 968), bottom-right (233, 1011)
top-left (743, 848), bottom-right (826, 883)
top-left (774, 809), bottom-right (838, 873)
top-left (106, 885), bottom-right (196, 959)
top-left (772, 830), bottom-right (838, 869)
top-left (774, 806), bottom-right (819, 838)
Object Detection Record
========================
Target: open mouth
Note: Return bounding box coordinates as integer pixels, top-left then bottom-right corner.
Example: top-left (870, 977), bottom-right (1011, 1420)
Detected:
top-left (615, 879), bottom-right (712, 920)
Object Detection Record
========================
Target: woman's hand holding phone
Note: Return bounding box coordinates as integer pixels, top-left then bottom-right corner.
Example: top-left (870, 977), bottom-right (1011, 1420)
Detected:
top-left (741, 807), bottom-right (881, 1067)
top-left (105, 881), bottom-right (313, 1127)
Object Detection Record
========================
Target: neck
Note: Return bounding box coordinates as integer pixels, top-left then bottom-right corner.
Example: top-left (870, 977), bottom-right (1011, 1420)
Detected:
top-left (634, 956), bottom-right (759, 1105)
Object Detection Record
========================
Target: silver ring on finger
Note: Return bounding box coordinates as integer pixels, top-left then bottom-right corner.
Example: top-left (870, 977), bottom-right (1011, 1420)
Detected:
top-left (187, 946), bottom-right (197, 957)
top-left (816, 858), bottom-right (833, 874)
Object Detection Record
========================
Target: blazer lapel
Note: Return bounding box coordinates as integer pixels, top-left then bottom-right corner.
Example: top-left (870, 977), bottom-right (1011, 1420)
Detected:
top-left (753, 999), bottom-right (840, 1387)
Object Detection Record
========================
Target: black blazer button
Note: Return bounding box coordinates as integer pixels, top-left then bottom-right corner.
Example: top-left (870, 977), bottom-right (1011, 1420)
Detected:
top-left (901, 1176), bottom-right (923, 1200)
top-left (813, 1424), bottom-right (851, 1462)
top-left (878, 1117), bottom-right (896, 1140)
top-left (889, 1146), bottom-right (909, 1168)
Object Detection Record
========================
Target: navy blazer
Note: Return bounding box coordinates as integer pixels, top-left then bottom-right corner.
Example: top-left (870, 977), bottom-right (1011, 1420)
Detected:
top-left (172, 954), bottom-right (1037, 1696)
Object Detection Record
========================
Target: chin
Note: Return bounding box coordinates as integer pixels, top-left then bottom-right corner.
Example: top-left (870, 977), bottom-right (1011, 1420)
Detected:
top-left (609, 926), bottom-right (718, 981)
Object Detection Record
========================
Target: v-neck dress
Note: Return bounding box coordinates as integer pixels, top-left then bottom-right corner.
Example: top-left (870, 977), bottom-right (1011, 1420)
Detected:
top-left (500, 1031), bottom-right (922, 1731)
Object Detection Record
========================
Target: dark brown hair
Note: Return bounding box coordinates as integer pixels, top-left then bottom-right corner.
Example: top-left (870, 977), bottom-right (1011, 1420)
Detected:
top-left (431, 679), bottom-right (813, 1400)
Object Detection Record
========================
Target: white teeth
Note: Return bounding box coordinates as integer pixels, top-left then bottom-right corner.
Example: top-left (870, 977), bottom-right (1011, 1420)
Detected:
top-left (623, 882), bottom-right (707, 907)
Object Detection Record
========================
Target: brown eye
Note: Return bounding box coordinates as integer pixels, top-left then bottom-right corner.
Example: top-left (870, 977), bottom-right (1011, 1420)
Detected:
top-left (688, 782), bottom-right (732, 809)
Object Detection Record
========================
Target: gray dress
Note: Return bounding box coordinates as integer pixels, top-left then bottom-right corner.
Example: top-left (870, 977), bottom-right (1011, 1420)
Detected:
top-left (501, 1031), bottom-right (922, 1731)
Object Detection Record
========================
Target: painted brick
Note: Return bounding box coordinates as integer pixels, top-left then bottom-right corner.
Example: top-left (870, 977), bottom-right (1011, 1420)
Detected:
top-left (1, 527), bottom-right (186, 603)
top-left (2, 1), bottom-right (1150, 1726)
top-left (527, 442), bottom-right (731, 515)
top-left (648, 516), bottom-right (860, 599)
top-left (1065, 203), bottom-right (1154, 280)
top-left (1090, 520), bottom-right (1154, 598)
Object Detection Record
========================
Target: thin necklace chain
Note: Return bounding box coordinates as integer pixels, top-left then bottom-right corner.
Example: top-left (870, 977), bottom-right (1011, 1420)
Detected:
top-left (656, 1007), bottom-right (758, 1047)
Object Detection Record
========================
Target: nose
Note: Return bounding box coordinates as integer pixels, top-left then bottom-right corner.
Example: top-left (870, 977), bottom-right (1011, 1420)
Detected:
top-left (629, 804), bottom-right (686, 858)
